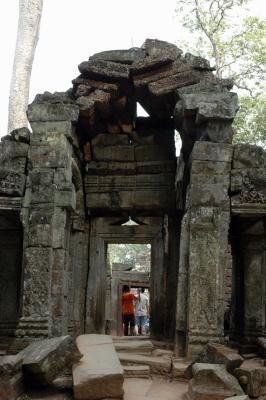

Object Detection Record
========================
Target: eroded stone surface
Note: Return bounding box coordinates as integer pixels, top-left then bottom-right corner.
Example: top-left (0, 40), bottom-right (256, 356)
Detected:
top-left (0, 354), bottom-right (24, 400)
top-left (118, 352), bottom-right (171, 375)
top-left (21, 336), bottom-right (81, 387)
top-left (186, 343), bottom-right (243, 378)
top-left (187, 363), bottom-right (244, 400)
top-left (73, 334), bottom-right (124, 400)
top-left (234, 358), bottom-right (266, 397)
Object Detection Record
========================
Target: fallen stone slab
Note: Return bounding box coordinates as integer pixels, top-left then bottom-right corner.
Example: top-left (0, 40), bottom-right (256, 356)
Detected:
top-left (225, 396), bottom-right (250, 400)
top-left (114, 339), bottom-right (154, 354)
top-left (142, 38), bottom-right (183, 59)
top-left (118, 352), bottom-right (171, 375)
top-left (187, 363), bottom-right (244, 400)
top-left (186, 342), bottom-right (243, 378)
top-left (78, 60), bottom-right (130, 83)
top-left (89, 48), bottom-right (146, 65)
top-left (234, 358), bottom-right (266, 397)
top-left (123, 365), bottom-right (150, 379)
top-left (0, 354), bottom-right (24, 400)
top-left (73, 334), bottom-right (124, 400)
top-left (21, 335), bottom-right (81, 387)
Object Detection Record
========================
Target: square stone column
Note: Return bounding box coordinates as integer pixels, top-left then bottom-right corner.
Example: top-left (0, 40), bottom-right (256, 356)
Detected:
top-left (15, 94), bottom-right (80, 340)
top-left (181, 142), bottom-right (233, 358)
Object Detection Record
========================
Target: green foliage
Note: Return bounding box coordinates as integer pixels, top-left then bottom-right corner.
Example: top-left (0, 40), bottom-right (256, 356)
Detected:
top-left (233, 94), bottom-right (266, 146)
top-left (175, 0), bottom-right (266, 144)
top-left (108, 243), bottom-right (151, 273)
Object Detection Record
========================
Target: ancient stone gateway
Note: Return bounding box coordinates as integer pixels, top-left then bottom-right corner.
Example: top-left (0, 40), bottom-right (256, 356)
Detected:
top-left (0, 39), bottom-right (265, 359)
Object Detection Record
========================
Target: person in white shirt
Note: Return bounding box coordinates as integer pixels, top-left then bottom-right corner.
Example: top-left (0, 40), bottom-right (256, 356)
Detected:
top-left (135, 288), bottom-right (149, 335)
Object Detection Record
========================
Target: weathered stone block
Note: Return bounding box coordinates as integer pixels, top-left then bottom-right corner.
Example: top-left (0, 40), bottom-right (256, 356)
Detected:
top-left (86, 160), bottom-right (136, 175)
top-left (0, 354), bottom-right (24, 400)
top-left (190, 172), bottom-right (230, 186)
top-left (135, 145), bottom-right (174, 161)
top-left (55, 188), bottom-right (76, 210)
top-left (225, 396), bottom-right (249, 400)
top-left (73, 334), bottom-right (124, 400)
top-left (180, 92), bottom-right (238, 121)
top-left (191, 141), bottom-right (233, 163)
top-left (28, 220), bottom-right (53, 247)
top-left (72, 77), bottom-right (120, 99)
top-left (191, 160), bottom-right (231, 177)
top-left (29, 140), bottom-right (71, 169)
top-left (186, 343), bottom-right (243, 378)
top-left (118, 352), bottom-right (171, 375)
top-left (234, 359), bottom-right (266, 397)
top-left (90, 48), bottom-right (146, 64)
top-left (184, 52), bottom-right (214, 70)
top-left (22, 336), bottom-right (81, 387)
top-left (92, 145), bottom-right (135, 162)
top-left (233, 144), bottom-right (266, 169)
top-left (131, 56), bottom-right (174, 75)
top-left (28, 100), bottom-right (79, 123)
top-left (187, 363), bottom-right (244, 400)
top-left (78, 60), bottom-right (130, 82)
top-left (0, 171), bottom-right (26, 196)
top-left (91, 133), bottom-right (129, 147)
top-left (23, 247), bottom-right (53, 317)
top-left (10, 127), bottom-right (30, 143)
top-left (149, 70), bottom-right (201, 97)
top-left (142, 38), bottom-right (183, 59)
top-left (189, 183), bottom-right (230, 208)
top-left (136, 160), bottom-right (176, 174)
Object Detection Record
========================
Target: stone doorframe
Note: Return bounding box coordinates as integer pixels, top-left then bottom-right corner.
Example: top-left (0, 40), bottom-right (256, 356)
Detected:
top-left (85, 216), bottom-right (165, 339)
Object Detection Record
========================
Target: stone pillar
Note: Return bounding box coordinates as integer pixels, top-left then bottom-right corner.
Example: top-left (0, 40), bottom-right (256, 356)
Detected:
top-left (184, 142), bottom-right (233, 358)
top-left (15, 93), bottom-right (79, 339)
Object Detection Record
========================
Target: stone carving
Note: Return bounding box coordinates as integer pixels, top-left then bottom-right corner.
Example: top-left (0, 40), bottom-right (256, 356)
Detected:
top-left (240, 173), bottom-right (266, 204)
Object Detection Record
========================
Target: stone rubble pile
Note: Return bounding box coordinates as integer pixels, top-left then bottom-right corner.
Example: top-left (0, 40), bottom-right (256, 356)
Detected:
top-left (67, 38), bottom-right (238, 165)
top-left (0, 335), bottom-right (80, 400)
top-left (184, 342), bottom-right (266, 400)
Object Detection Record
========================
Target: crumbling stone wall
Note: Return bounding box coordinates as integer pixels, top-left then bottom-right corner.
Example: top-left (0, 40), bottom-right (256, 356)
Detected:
top-left (1, 39), bottom-right (265, 358)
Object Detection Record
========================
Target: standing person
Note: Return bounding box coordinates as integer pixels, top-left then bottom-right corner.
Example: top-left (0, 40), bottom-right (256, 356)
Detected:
top-left (121, 285), bottom-right (138, 336)
top-left (135, 288), bottom-right (149, 335)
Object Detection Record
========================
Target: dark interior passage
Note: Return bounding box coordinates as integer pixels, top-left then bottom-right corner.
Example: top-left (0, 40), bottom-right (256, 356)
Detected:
top-left (0, 212), bottom-right (23, 331)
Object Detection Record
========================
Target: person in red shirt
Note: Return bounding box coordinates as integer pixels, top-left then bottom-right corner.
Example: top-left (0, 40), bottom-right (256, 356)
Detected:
top-left (121, 285), bottom-right (138, 336)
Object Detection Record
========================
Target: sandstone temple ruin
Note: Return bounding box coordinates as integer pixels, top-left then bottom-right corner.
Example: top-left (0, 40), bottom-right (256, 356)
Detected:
top-left (1, 39), bottom-right (265, 363)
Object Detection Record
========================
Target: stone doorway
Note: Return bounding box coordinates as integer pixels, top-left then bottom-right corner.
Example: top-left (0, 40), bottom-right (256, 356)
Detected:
top-left (85, 216), bottom-right (176, 340)
top-left (229, 215), bottom-right (266, 347)
top-left (0, 211), bottom-right (23, 337)
top-left (106, 242), bottom-right (151, 336)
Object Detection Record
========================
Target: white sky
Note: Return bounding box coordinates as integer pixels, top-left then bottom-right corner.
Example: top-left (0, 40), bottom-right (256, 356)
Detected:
top-left (0, 0), bottom-right (265, 136)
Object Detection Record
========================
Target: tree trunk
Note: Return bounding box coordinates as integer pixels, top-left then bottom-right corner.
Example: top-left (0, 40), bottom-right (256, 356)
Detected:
top-left (8, 0), bottom-right (43, 133)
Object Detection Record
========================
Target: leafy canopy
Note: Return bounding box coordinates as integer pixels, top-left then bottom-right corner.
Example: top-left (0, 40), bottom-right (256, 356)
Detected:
top-left (175, 0), bottom-right (266, 144)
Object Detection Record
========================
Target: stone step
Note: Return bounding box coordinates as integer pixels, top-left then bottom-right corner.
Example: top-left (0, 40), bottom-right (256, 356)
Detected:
top-left (118, 352), bottom-right (171, 375)
top-left (114, 339), bottom-right (154, 354)
top-left (113, 335), bottom-right (150, 341)
top-left (73, 334), bottom-right (124, 400)
top-left (123, 365), bottom-right (150, 378)
top-left (172, 359), bottom-right (190, 381)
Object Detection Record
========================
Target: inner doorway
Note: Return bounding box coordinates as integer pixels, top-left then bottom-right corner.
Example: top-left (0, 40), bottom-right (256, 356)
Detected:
top-left (85, 216), bottom-right (169, 340)
top-left (106, 243), bottom-right (151, 336)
